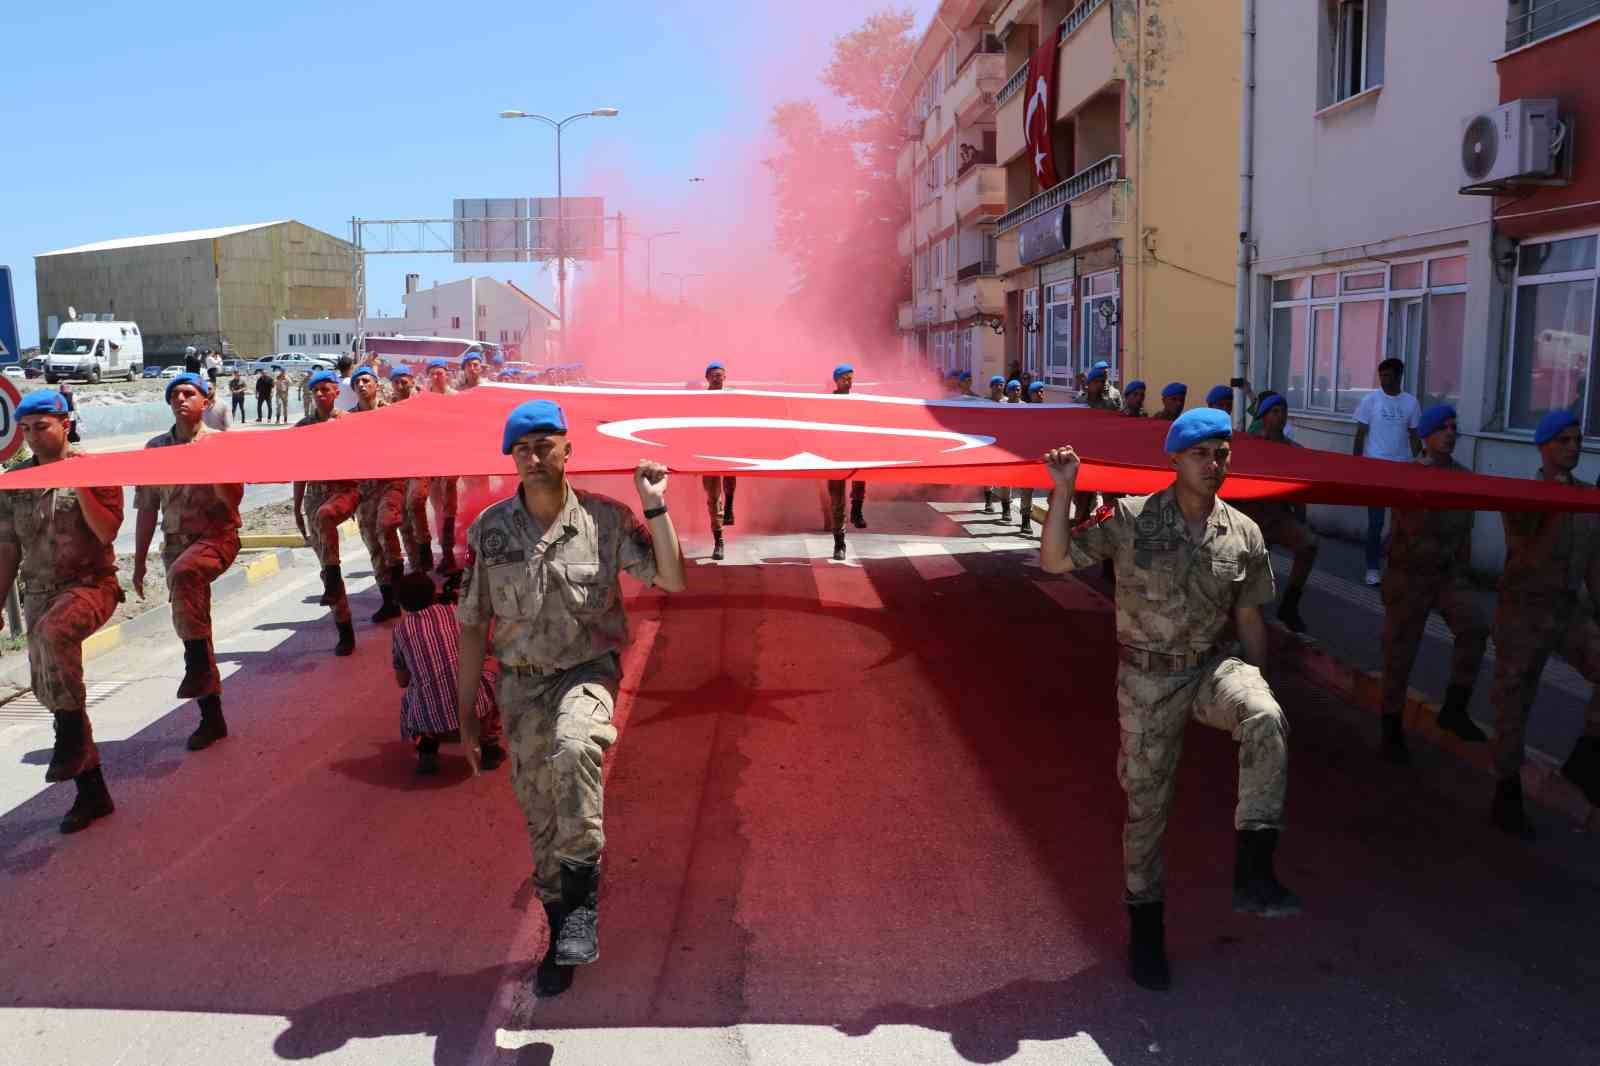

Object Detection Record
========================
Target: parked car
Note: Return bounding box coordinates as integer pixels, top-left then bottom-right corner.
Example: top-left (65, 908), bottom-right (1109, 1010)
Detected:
top-left (2, 365), bottom-right (24, 380)
top-left (45, 320), bottom-right (145, 383)
top-left (250, 352), bottom-right (335, 374)
top-left (142, 365), bottom-right (164, 378)
top-left (159, 364), bottom-right (185, 378)
top-left (25, 357), bottom-right (45, 379)
top-left (221, 358), bottom-right (243, 373)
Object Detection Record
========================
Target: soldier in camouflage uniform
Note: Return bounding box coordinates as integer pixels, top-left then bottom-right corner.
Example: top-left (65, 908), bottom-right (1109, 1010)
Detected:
top-left (1040, 408), bottom-right (1297, 991)
top-left (1154, 382), bottom-right (1187, 422)
top-left (826, 365), bottom-right (866, 560)
top-left (1120, 380), bottom-right (1148, 419)
top-left (702, 361), bottom-right (737, 561)
top-left (1376, 405), bottom-right (1488, 765)
top-left (131, 372), bottom-right (245, 752)
top-left (386, 366), bottom-right (436, 574)
top-left (293, 370), bottom-right (359, 656)
top-left (1488, 410), bottom-right (1600, 838)
top-left (415, 358), bottom-right (461, 574)
top-left (1077, 361), bottom-right (1123, 411)
top-left (984, 375), bottom-right (1014, 519)
top-left (1235, 394), bottom-right (1319, 633)
top-left (456, 398), bottom-right (685, 998)
top-left (348, 367), bottom-right (409, 623)
top-left (0, 390), bottom-right (124, 834)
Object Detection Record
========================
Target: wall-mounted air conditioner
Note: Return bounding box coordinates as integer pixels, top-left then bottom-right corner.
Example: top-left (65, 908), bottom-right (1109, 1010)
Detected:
top-left (1460, 98), bottom-right (1569, 194)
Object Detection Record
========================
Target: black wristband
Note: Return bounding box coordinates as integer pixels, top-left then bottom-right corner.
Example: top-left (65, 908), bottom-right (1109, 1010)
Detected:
top-left (643, 505), bottom-right (668, 520)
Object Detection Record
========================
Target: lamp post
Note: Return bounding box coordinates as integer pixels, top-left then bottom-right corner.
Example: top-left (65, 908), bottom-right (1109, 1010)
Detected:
top-left (659, 271), bottom-right (705, 305)
top-left (499, 106), bottom-right (620, 361)
top-left (625, 229), bottom-right (680, 302)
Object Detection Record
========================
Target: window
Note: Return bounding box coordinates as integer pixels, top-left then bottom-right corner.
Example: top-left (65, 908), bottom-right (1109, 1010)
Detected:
top-left (1507, 234), bottom-right (1598, 433)
top-left (932, 242), bottom-right (944, 283)
top-left (477, 329), bottom-right (487, 342)
top-left (499, 330), bottom-right (509, 343)
top-left (1023, 287), bottom-right (1040, 376)
top-left (1269, 251), bottom-right (1468, 415)
top-left (945, 139), bottom-right (958, 181)
top-left (1044, 281), bottom-right (1075, 386)
top-left (431, 304), bottom-right (438, 320)
top-left (1507, 0), bottom-right (1598, 50)
top-left (450, 315), bottom-right (461, 330)
top-left (930, 152), bottom-right (944, 193)
top-left (1323, 0), bottom-right (1386, 107)
top-left (1080, 271), bottom-right (1120, 381)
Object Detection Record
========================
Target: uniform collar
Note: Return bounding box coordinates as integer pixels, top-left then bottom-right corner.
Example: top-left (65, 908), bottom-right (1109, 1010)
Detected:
top-left (1536, 466), bottom-right (1579, 486)
top-left (513, 482), bottom-right (581, 546)
top-left (1156, 484), bottom-right (1230, 540)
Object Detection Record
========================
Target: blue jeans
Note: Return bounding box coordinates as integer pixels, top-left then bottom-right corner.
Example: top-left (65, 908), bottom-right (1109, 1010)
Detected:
top-left (1366, 507), bottom-right (1386, 570)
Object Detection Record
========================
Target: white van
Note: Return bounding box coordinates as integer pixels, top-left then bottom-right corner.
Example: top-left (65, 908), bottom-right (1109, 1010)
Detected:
top-left (46, 320), bottom-right (145, 383)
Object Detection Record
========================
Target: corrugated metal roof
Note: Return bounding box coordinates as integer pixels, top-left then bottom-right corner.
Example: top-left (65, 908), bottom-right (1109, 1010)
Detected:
top-left (36, 220), bottom-right (294, 257)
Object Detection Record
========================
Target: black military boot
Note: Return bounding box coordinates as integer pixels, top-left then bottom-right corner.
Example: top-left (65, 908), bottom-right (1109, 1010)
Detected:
top-left (479, 739), bottom-right (506, 771)
top-left (1001, 501), bottom-right (1012, 521)
top-left (984, 489), bottom-right (995, 514)
top-left (1380, 714), bottom-right (1410, 765)
top-left (1491, 775), bottom-right (1536, 840)
top-left (45, 711), bottom-right (94, 783)
top-left (712, 533), bottom-right (725, 561)
top-left (1562, 736), bottom-right (1600, 807)
top-left (723, 483), bottom-right (736, 527)
top-left (1232, 829), bottom-right (1302, 917)
top-left (555, 861), bottom-right (602, 966)
top-left (371, 567), bottom-right (403, 623)
top-left (533, 902), bottom-right (575, 996)
top-left (187, 694), bottom-right (228, 751)
top-left (415, 542), bottom-right (435, 574)
top-left (176, 638), bottom-right (214, 699)
top-left (1127, 901), bottom-right (1170, 990)
top-left (334, 621), bottom-right (356, 657)
top-left (1277, 584), bottom-right (1307, 634)
top-left (850, 502), bottom-right (867, 529)
top-left (436, 530), bottom-right (457, 575)
top-left (415, 736), bottom-right (440, 775)
top-left (832, 532), bottom-right (847, 562)
top-left (319, 564), bottom-right (345, 606)
top-left (1020, 514), bottom-right (1034, 536)
top-left (1436, 684), bottom-right (1486, 742)
top-left (60, 767), bottom-right (114, 834)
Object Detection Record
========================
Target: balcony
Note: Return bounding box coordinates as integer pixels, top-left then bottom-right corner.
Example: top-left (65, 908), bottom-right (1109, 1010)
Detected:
top-left (997, 74), bottom-right (1026, 164)
top-left (997, 61), bottom-right (1029, 108)
top-left (956, 274), bottom-right (1005, 318)
top-left (956, 259), bottom-right (998, 282)
top-left (955, 163), bottom-right (1006, 223)
top-left (996, 229), bottom-right (1021, 275)
top-left (916, 193), bottom-right (949, 239)
top-left (922, 102), bottom-right (947, 145)
top-left (915, 288), bottom-right (942, 325)
top-left (1506, 0), bottom-right (1600, 50)
top-left (896, 140), bottom-right (915, 184)
top-left (898, 301), bottom-right (916, 331)
top-left (950, 51), bottom-right (1007, 125)
top-left (1068, 175), bottom-right (1123, 249)
top-left (1060, 0), bottom-right (1108, 39)
top-left (898, 221), bottom-right (913, 259)
top-left (996, 154), bottom-right (1121, 233)
top-left (1057, 0), bottom-right (1116, 115)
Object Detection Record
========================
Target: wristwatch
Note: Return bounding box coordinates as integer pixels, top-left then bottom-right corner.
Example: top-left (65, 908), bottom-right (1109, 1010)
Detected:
top-left (643, 505), bottom-right (668, 520)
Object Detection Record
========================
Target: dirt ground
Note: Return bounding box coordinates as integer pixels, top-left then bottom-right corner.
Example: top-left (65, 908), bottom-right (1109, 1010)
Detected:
top-left (239, 500), bottom-right (305, 539)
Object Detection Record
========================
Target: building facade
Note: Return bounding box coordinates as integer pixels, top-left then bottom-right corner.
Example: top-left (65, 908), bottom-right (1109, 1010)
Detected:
top-left (35, 221), bottom-right (355, 360)
top-left (1248, 0), bottom-right (1599, 569)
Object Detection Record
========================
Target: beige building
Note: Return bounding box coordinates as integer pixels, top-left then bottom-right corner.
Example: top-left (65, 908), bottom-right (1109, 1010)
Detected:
top-left (35, 220), bottom-right (355, 360)
top-left (897, 0), bottom-right (1242, 396)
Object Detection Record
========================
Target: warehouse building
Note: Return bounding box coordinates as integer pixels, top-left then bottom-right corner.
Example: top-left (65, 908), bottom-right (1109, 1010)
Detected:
top-left (35, 220), bottom-right (355, 361)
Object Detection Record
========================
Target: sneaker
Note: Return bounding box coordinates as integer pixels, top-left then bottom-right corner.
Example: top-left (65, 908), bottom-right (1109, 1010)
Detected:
top-left (1364, 569), bottom-right (1381, 587)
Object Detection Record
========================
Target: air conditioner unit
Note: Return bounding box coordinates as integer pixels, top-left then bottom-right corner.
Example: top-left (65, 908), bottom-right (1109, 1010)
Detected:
top-left (1459, 98), bottom-right (1564, 193)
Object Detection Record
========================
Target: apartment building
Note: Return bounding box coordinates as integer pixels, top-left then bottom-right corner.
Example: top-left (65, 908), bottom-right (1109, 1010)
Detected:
top-left (1247, 0), bottom-right (1598, 567)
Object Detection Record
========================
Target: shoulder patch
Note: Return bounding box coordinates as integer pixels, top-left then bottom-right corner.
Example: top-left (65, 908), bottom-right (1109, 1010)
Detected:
top-left (1073, 503), bottom-right (1116, 534)
top-left (480, 527), bottom-right (510, 559)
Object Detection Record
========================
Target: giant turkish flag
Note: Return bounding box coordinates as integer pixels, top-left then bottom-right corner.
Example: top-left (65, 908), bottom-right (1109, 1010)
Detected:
top-left (1, 384), bottom-right (1597, 513)
top-left (1024, 38), bottom-right (1060, 190)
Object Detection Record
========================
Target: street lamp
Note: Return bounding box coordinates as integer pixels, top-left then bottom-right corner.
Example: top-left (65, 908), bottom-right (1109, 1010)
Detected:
top-left (659, 271), bottom-right (706, 304)
top-left (500, 107), bottom-right (620, 361)
top-left (624, 229), bottom-right (680, 302)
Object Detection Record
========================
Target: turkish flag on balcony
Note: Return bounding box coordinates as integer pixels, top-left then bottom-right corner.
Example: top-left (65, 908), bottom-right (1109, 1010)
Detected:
top-left (1024, 39), bottom-right (1059, 190)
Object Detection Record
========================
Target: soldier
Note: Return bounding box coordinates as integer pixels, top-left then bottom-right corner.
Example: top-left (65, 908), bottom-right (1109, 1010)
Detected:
top-left (826, 364), bottom-right (866, 560)
top-left (390, 365), bottom-right (418, 402)
top-left (1003, 378), bottom-right (1022, 403)
top-left (1019, 380), bottom-right (1050, 535)
top-left (0, 391), bottom-right (124, 833)
top-left (1154, 383), bottom-right (1187, 422)
top-left (130, 372), bottom-right (245, 751)
top-left (419, 358), bottom-right (462, 574)
top-left (1121, 380), bottom-right (1148, 418)
top-left (1205, 384), bottom-right (1233, 415)
top-left (384, 365), bottom-right (437, 574)
top-left (987, 374), bottom-right (1006, 404)
top-left (455, 398), bottom-right (685, 997)
top-left (1235, 394), bottom-right (1318, 634)
top-left (1376, 404), bottom-right (1488, 764)
top-left (348, 366), bottom-right (408, 623)
top-left (459, 351), bottom-right (485, 390)
top-left (293, 370), bottom-right (359, 656)
top-left (1079, 361), bottom-right (1122, 411)
top-left (984, 375), bottom-right (1012, 519)
top-left (1487, 410), bottom-right (1600, 837)
top-left (700, 361), bottom-right (737, 561)
top-left (1040, 408), bottom-right (1297, 991)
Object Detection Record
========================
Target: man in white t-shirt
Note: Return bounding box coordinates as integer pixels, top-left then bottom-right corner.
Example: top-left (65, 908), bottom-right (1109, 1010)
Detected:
top-left (1351, 358), bottom-right (1422, 586)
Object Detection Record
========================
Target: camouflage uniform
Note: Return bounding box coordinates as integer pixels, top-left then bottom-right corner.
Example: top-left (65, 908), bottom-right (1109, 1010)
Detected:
top-left (1065, 486), bottom-right (1287, 904)
top-left (0, 450), bottom-right (123, 748)
top-left (134, 425), bottom-right (244, 694)
top-left (1490, 469), bottom-right (1600, 779)
top-left (827, 480), bottom-right (865, 534)
top-left (987, 393), bottom-right (1012, 515)
top-left (1078, 386), bottom-right (1123, 412)
top-left (295, 408), bottom-right (358, 625)
top-left (457, 484), bottom-right (659, 904)
top-left (1380, 454), bottom-right (1486, 718)
top-left (346, 400), bottom-right (411, 577)
top-left (1237, 431), bottom-right (1319, 561)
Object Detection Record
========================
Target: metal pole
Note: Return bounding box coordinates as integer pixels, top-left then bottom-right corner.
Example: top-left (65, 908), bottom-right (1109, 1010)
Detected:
top-left (1231, 0), bottom-right (1257, 429)
top-left (556, 122), bottom-right (566, 362)
top-left (351, 218), bottom-right (366, 357)
top-left (616, 212), bottom-right (626, 347)
top-left (5, 585), bottom-right (20, 637)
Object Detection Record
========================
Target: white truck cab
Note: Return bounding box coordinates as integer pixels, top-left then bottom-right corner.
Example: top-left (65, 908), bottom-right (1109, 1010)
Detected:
top-left (46, 320), bottom-right (145, 383)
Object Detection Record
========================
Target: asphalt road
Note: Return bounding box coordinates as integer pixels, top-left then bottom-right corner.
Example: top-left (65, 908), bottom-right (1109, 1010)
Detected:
top-left (0, 477), bottom-right (1596, 1066)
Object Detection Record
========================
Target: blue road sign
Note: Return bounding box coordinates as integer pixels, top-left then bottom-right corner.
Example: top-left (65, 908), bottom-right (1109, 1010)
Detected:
top-left (0, 266), bottom-right (20, 364)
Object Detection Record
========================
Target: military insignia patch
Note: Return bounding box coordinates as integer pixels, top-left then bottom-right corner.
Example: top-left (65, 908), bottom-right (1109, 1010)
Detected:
top-left (481, 528), bottom-right (509, 559)
top-left (1073, 503), bottom-right (1116, 534)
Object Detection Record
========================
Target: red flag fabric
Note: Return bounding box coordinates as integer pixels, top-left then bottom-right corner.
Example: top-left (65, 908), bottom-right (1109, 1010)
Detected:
top-left (1, 384), bottom-right (1596, 513)
top-left (1024, 38), bottom-right (1060, 190)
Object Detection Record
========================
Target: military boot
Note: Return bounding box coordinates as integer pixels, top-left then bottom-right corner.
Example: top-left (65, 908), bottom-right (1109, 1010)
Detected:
top-left (319, 564), bottom-right (345, 606)
top-left (554, 861), bottom-right (602, 965)
top-left (334, 621), bottom-right (356, 657)
top-left (1380, 714), bottom-right (1410, 765)
top-left (712, 533), bottom-right (725, 562)
top-left (1561, 736), bottom-right (1600, 807)
top-left (1232, 829), bottom-right (1302, 917)
top-left (532, 901), bottom-right (575, 997)
top-left (832, 532), bottom-right (847, 562)
top-left (187, 694), bottom-right (228, 751)
top-left (1127, 901), bottom-right (1170, 990)
top-left (415, 542), bottom-right (435, 574)
top-left (723, 483), bottom-right (736, 527)
top-left (435, 530), bottom-right (457, 574)
top-left (45, 711), bottom-right (96, 783)
top-left (371, 567), bottom-right (403, 623)
top-left (1491, 776), bottom-right (1536, 840)
top-left (1436, 684), bottom-right (1487, 743)
top-left (176, 638), bottom-right (214, 699)
top-left (850, 502), bottom-right (867, 529)
top-left (1020, 514), bottom-right (1034, 536)
top-left (984, 489), bottom-right (995, 514)
top-left (1277, 585), bottom-right (1307, 634)
top-left (60, 767), bottom-right (114, 834)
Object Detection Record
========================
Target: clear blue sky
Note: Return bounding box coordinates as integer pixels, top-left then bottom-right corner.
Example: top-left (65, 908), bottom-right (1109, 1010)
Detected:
top-left (0, 0), bottom-right (931, 349)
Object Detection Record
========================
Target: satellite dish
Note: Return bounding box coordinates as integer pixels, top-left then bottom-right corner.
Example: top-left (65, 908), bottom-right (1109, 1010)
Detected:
top-left (1461, 115), bottom-right (1499, 182)
top-left (67, 306), bottom-right (78, 322)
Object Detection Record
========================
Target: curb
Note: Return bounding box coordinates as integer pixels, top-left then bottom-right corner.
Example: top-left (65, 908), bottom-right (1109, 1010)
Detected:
top-left (239, 518), bottom-right (355, 551)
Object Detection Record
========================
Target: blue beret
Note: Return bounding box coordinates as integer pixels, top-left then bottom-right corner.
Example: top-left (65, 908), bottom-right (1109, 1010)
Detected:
top-left (163, 372), bottom-right (211, 402)
top-left (1028, 381), bottom-right (1045, 393)
top-left (1206, 385), bottom-right (1233, 406)
top-left (989, 375), bottom-right (1005, 386)
top-left (1161, 382), bottom-right (1187, 399)
top-left (1256, 393), bottom-right (1287, 418)
top-left (1085, 365), bottom-right (1108, 383)
top-left (706, 361), bottom-right (725, 373)
top-left (1165, 408), bottom-right (1233, 453)
top-left (349, 366), bottom-right (377, 386)
top-left (833, 364), bottom-right (854, 380)
top-left (502, 400), bottom-right (569, 454)
top-left (426, 358), bottom-right (450, 372)
top-left (16, 390), bottom-right (70, 417)
top-left (959, 370), bottom-right (972, 381)
top-left (307, 369), bottom-right (339, 390)
top-left (462, 351), bottom-right (484, 366)
top-left (1006, 379), bottom-right (1021, 390)
top-left (1417, 404), bottom-right (1455, 439)
top-left (1091, 360), bottom-right (1109, 371)
top-left (1535, 409), bottom-right (1581, 446)
top-left (389, 366), bottom-right (414, 381)
top-left (1125, 380), bottom-right (1146, 395)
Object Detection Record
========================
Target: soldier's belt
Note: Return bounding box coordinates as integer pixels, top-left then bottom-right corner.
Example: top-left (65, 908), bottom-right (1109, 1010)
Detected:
top-left (503, 662), bottom-right (563, 677)
top-left (1118, 644), bottom-right (1215, 675)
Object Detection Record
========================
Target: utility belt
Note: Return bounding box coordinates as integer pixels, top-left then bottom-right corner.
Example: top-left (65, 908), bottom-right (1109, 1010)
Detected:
top-left (1118, 644), bottom-right (1217, 676)
top-left (26, 574), bottom-right (123, 605)
top-left (502, 661), bottom-right (566, 678)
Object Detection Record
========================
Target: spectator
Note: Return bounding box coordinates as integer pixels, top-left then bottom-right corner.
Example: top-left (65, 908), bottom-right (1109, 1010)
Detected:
top-left (184, 346), bottom-right (202, 374)
top-left (254, 369), bottom-right (274, 423)
top-left (202, 379), bottom-right (231, 432)
top-left (390, 571), bottom-right (501, 775)
top-left (228, 371), bottom-right (247, 422)
top-left (298, 371), bottom-right (314, 415)
top-left (58, 381), bottom-right (82, 443)
top-left (335, 355), bottom-right (357, 411)
top-left (274, 369), bottom-right (291, 423)
top-left (204, 349), bottom-right (222, 389)
top-left (1351, 358), bottom-right (1422, 586)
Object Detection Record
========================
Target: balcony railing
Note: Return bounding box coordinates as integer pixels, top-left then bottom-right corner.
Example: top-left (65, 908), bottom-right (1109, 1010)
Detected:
top-left (996, 154), bottom-right (1121, 233)
top-left (1506, 0), bottom-right (1600, 49)
top-left (957, 260), bottom-right (998, 281)
top-left (1061, 0), bottom-right (1108, 40)
top-left (956, 34), bottom-right (1005, 75)
top-left (997, 63), bottom-right (1029, 106)
top-left (957, 148), bottom-right (998, 177)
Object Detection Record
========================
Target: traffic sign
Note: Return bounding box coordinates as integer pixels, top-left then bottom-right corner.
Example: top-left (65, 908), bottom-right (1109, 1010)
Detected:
top-left (0, 374), bottom-right (22, 463)
top-left (0, 266), bottom-right (19, 366)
